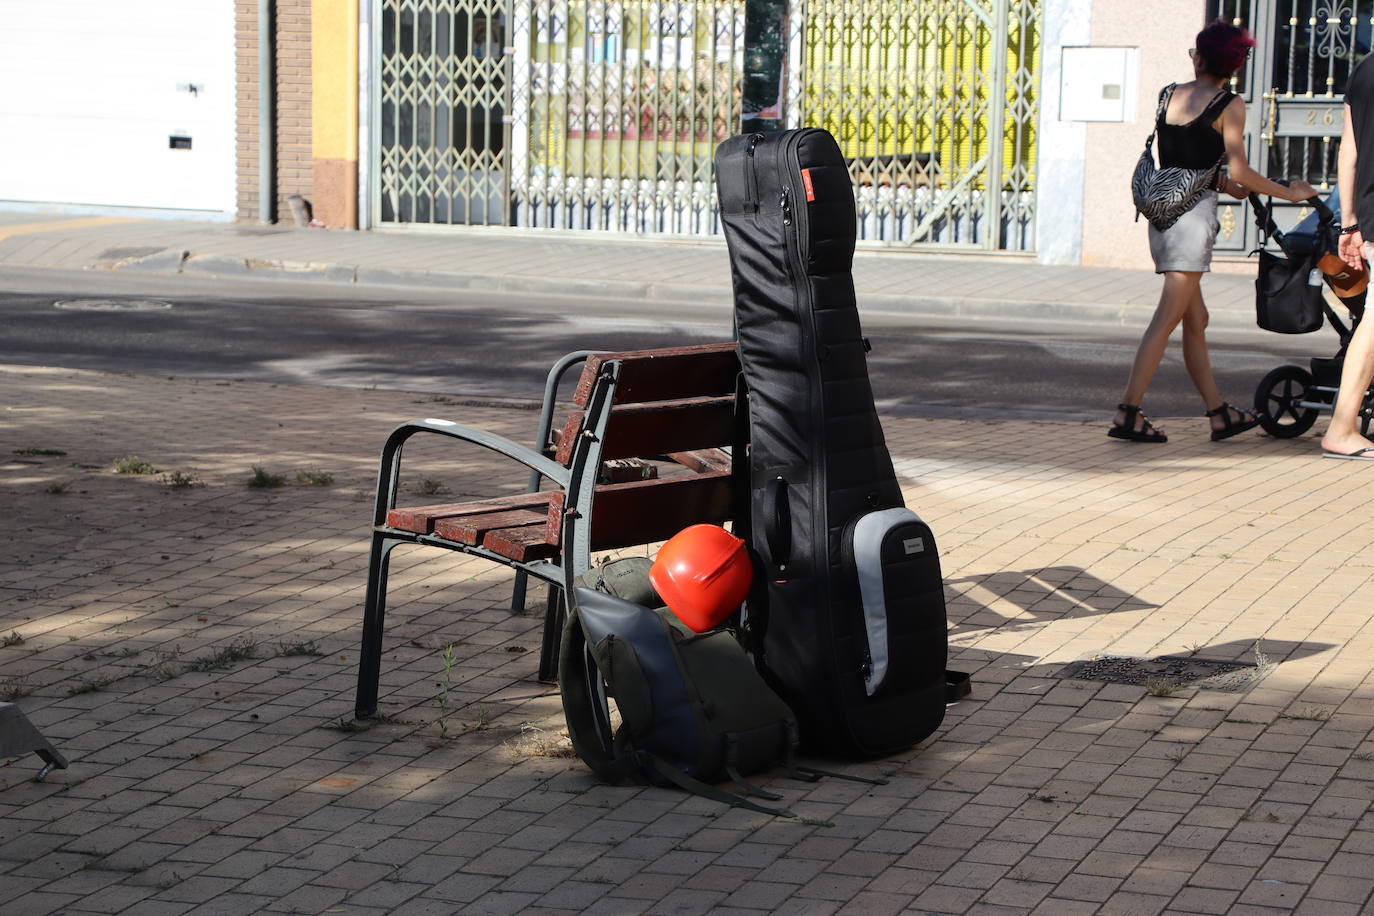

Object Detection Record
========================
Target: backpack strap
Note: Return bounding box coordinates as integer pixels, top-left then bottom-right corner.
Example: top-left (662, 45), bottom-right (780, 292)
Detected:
top-left (558, 610), bottom-right (636, 784)
top-left (779, 723), bottom-right (889, 786)
top-left (645, 752), bottom-right (798, 818)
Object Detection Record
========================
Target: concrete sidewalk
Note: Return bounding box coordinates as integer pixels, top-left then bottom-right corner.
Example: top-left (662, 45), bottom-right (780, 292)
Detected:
top-left (0, 210), bottom-right (1260, 328)
top-left (3, 362), bottom-right (1374, 914)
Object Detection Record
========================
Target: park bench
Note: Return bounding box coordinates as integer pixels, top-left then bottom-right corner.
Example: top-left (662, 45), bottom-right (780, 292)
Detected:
top-left (354, 341), bottom-right (743, 720)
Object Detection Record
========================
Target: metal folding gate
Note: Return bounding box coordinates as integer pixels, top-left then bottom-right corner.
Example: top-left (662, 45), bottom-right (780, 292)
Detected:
top-left (372, 0), bottom-right (1041, 251)
top-left (787, 0), bottom-right (1041, 249)
top-left (1209, 0), bottom-right (1370, 253)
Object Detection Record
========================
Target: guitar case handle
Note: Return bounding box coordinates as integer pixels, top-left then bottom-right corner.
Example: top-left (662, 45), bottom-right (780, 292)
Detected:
top-left (765, 476), bottom-right (792, 570)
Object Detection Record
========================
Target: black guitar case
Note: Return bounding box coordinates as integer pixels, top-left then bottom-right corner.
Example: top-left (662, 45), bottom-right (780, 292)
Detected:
top-left (715, 128), bottom-right (949, 757)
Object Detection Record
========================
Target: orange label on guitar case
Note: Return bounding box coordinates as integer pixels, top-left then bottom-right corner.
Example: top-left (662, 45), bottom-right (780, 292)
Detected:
top-left (801, 168), bottom-right (815, 201)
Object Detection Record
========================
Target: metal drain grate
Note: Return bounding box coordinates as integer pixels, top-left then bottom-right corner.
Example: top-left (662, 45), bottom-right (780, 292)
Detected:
top-left (1055, 655), bottom-right (1261, 691)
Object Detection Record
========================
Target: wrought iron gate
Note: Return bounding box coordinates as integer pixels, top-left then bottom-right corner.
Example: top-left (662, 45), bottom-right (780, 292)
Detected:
top-left (376, 0), bottom-right (511, 225)
top-left (1209, 0), bottom-right (1372, 253)
top-left (507, 0), bottom-right (746, 233)
top-left (373, 0), bottom-right (1042, 250)
top-left (788, 0), bottom-right (1041, 249)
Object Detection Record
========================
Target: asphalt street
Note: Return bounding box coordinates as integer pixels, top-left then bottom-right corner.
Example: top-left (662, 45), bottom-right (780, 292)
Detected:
top-left (0, 266), bottom-right (1330, 423)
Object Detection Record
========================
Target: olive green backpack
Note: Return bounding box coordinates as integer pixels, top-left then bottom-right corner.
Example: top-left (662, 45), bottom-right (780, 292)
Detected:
top-left (558, 558), bottom-right (884, 816)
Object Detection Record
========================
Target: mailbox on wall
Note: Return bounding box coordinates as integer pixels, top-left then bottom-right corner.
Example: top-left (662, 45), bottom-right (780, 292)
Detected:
top-left (1060, 46), bottom-right (1139, 123)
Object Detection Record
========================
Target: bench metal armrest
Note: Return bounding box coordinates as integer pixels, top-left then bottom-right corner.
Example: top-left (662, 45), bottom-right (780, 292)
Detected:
top-left (373, 418), bottom-right (571, 528)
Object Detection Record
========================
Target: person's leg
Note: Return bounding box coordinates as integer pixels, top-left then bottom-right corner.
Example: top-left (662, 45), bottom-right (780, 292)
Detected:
top-left (1180, 282), bottom-right (1225, 411)
top-left (1320, 309), bottom-right (1374, 454)
top-left (1115, 271), bottom-right (1200, 432)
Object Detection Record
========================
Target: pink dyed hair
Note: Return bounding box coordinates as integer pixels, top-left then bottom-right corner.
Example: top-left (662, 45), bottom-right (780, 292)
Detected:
top-left (1195, 18), bottom-right (1256, 77)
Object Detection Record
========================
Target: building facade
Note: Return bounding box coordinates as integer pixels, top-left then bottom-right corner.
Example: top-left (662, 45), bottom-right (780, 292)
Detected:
top-left (0, 1), bottom-right (1359, 271)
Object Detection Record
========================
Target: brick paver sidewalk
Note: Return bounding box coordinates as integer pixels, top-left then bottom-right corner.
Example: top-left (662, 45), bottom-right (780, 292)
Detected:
top-left (3, 363), bottom-right (1374, 915)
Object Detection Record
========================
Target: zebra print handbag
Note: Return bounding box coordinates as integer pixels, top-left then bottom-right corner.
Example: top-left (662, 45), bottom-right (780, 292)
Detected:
top-left (1132, 84), bottom-right (1223, 231)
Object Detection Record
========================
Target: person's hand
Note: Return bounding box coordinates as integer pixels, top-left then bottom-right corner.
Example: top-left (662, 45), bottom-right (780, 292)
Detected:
top-left (1340, 228), bottom-right (1365, 270)
top-left (1287, 178), bottom-right (1318, 202)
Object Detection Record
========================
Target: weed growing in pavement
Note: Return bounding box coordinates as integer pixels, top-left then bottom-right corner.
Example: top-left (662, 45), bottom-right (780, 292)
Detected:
top-left (14, 447), bottom-right (66, 457)
top-left (1027, 792), bottom-right (1057, 803)
top-left (114, 455), bottom-right (158, 475)
top-left (66, 676), bottom-right (114, 695)
top-left (324, 718), bottom-right (369, 733)
top-left (0, 676), bottom-right (32, 700)
top-left (464, 706), bottom-right (494, 733)
top-left (44, 481), bottom-right (70, 494)
top-left (247, 466), bottom-right (286, 488)
top-left (1280, 706), bottom-right (1331, 722)
top-left (142, 648), bottom-right (181, 681)
top-left (1240, 805), bottom-right (1281, 823)
top-left (1353, 751), bottom-right (1374, 761)
top-left (277, 639), bottom-right (324, 657)
top-left (1166, 745), bottom-right (1189, 764)
top-left (295, 469), bottom-right (334, 486)
top-left (162, 471), bottom-right (205, 489)
top-left (1143, 677), bottom-right (1182, 697)
top-left (415, 478), bottom-right (448, 496)
top-left (1251, 642), bottom-right (1274, 678)
top-left (435, 643), bottom-right (458, 738)
top-left (186, 637), bottom-right (259, 672)
top-left (1, 631), bottom-right (23, 648)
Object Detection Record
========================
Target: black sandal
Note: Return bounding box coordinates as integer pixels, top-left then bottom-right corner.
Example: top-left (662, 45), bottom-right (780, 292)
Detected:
top-left (1206, 402), bottom-right (1261, 441)
top-left (1109, 404), bottom-right (1167, 443)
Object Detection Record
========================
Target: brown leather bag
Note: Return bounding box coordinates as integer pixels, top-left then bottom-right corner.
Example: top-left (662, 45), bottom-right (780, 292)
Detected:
top-left (1317, 250), bottom-right (1369, 299)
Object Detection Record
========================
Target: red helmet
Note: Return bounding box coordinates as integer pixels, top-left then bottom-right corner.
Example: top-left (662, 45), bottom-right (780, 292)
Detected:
top-left (649, 524), bottom-right (753, 633)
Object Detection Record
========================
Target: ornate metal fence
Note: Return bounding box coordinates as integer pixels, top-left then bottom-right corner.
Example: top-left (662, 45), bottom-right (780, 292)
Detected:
top-left (507, 0), bottom-right (745, 233)
top-left (1206, 0), bottom-right (1369, 253)
top-left (373, 0), bottom-right (1042, 250)
top-left (787, 0), bottom-right (1041, 249)
top-left (376, 0), bottom-right (511, 225)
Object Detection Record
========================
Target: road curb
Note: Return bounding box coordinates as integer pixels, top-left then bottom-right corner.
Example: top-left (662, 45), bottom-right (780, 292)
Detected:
top-left (111, 249), bottom-right (1259, 330)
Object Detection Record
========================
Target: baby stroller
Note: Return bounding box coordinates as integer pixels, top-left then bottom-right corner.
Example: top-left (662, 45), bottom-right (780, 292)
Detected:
top-left (1249, 188), bottom-right (1373, 437)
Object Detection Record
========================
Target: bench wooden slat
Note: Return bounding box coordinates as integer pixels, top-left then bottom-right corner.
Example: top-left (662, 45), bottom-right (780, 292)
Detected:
top-left (387, 492), bottom-right (555, 534)
top-left (574, 342), bottom-right (739, 406)
top-left (482, 525), bottom-right (560, 562)
top-left (546, 470), bottom-right (734, 551)
top-left (554, 395), bottom-right (736, 465)
top-left (434, 508), bottom-right (551, 545)
top-left (667, 448), bottom-right (733, 474)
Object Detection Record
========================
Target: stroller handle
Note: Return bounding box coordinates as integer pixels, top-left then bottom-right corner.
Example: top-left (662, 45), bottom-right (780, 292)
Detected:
top-left (1248, 185), bottom-right (1334, 245)
top-left (1248, 181), bottom-right (1334, 222)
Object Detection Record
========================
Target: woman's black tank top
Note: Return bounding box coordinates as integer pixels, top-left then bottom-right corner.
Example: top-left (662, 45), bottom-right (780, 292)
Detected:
top-left (1156, 88), bottom-right (1234, 169)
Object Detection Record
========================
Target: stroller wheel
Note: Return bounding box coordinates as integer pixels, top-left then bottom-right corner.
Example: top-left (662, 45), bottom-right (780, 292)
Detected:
top-left (1254, 365), bottom-right (1319, 438)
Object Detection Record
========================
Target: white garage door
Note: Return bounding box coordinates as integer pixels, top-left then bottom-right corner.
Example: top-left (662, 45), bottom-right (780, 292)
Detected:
top-left (0, 0), bottom-right (236, 216)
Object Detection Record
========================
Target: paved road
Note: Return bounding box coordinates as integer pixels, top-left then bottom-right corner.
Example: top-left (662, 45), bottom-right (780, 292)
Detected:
top-left (0, 266), bottom-right (1329, 423)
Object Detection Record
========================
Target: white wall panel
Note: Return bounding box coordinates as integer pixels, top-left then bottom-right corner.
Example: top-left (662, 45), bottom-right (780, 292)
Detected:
top-left (0, 0), bottom-right (236, 214)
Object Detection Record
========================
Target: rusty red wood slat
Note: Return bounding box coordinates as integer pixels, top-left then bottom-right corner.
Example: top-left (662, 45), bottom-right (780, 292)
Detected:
top-left (555, 395), bottom-right (735, 465)
top-left (545, 470), bottom-right (734, 550)
top-left (666, 448), bottom-right (733, 474)
top-left (433, 508), bottom-right (551, 545)
top-left (573, 342), bottom-right (738, 406)
top-left (386, 492), bottom-right (554, 534)
top-left (482, 525), bottom-right (561, 562)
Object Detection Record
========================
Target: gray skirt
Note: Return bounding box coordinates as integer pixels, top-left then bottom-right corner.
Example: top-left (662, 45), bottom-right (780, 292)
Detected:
top-left (1148, 190), bottom-right (1219, 273)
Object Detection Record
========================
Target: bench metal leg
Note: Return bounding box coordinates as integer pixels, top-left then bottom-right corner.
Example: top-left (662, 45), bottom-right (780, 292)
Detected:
top-left (0, 703), bottom-right (68, 782)
top-left (356, 532), bottom-right (404, 720)
top-left (537, 584), bottom-right (567, 684)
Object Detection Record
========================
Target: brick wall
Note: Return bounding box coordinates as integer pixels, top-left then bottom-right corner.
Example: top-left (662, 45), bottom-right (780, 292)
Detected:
top-left (235, 0), bottom-right (313, 223)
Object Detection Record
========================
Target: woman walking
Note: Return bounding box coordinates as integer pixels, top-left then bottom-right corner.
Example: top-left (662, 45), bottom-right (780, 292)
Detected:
top-left (1111, 19), bottom-right (1316, 443)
